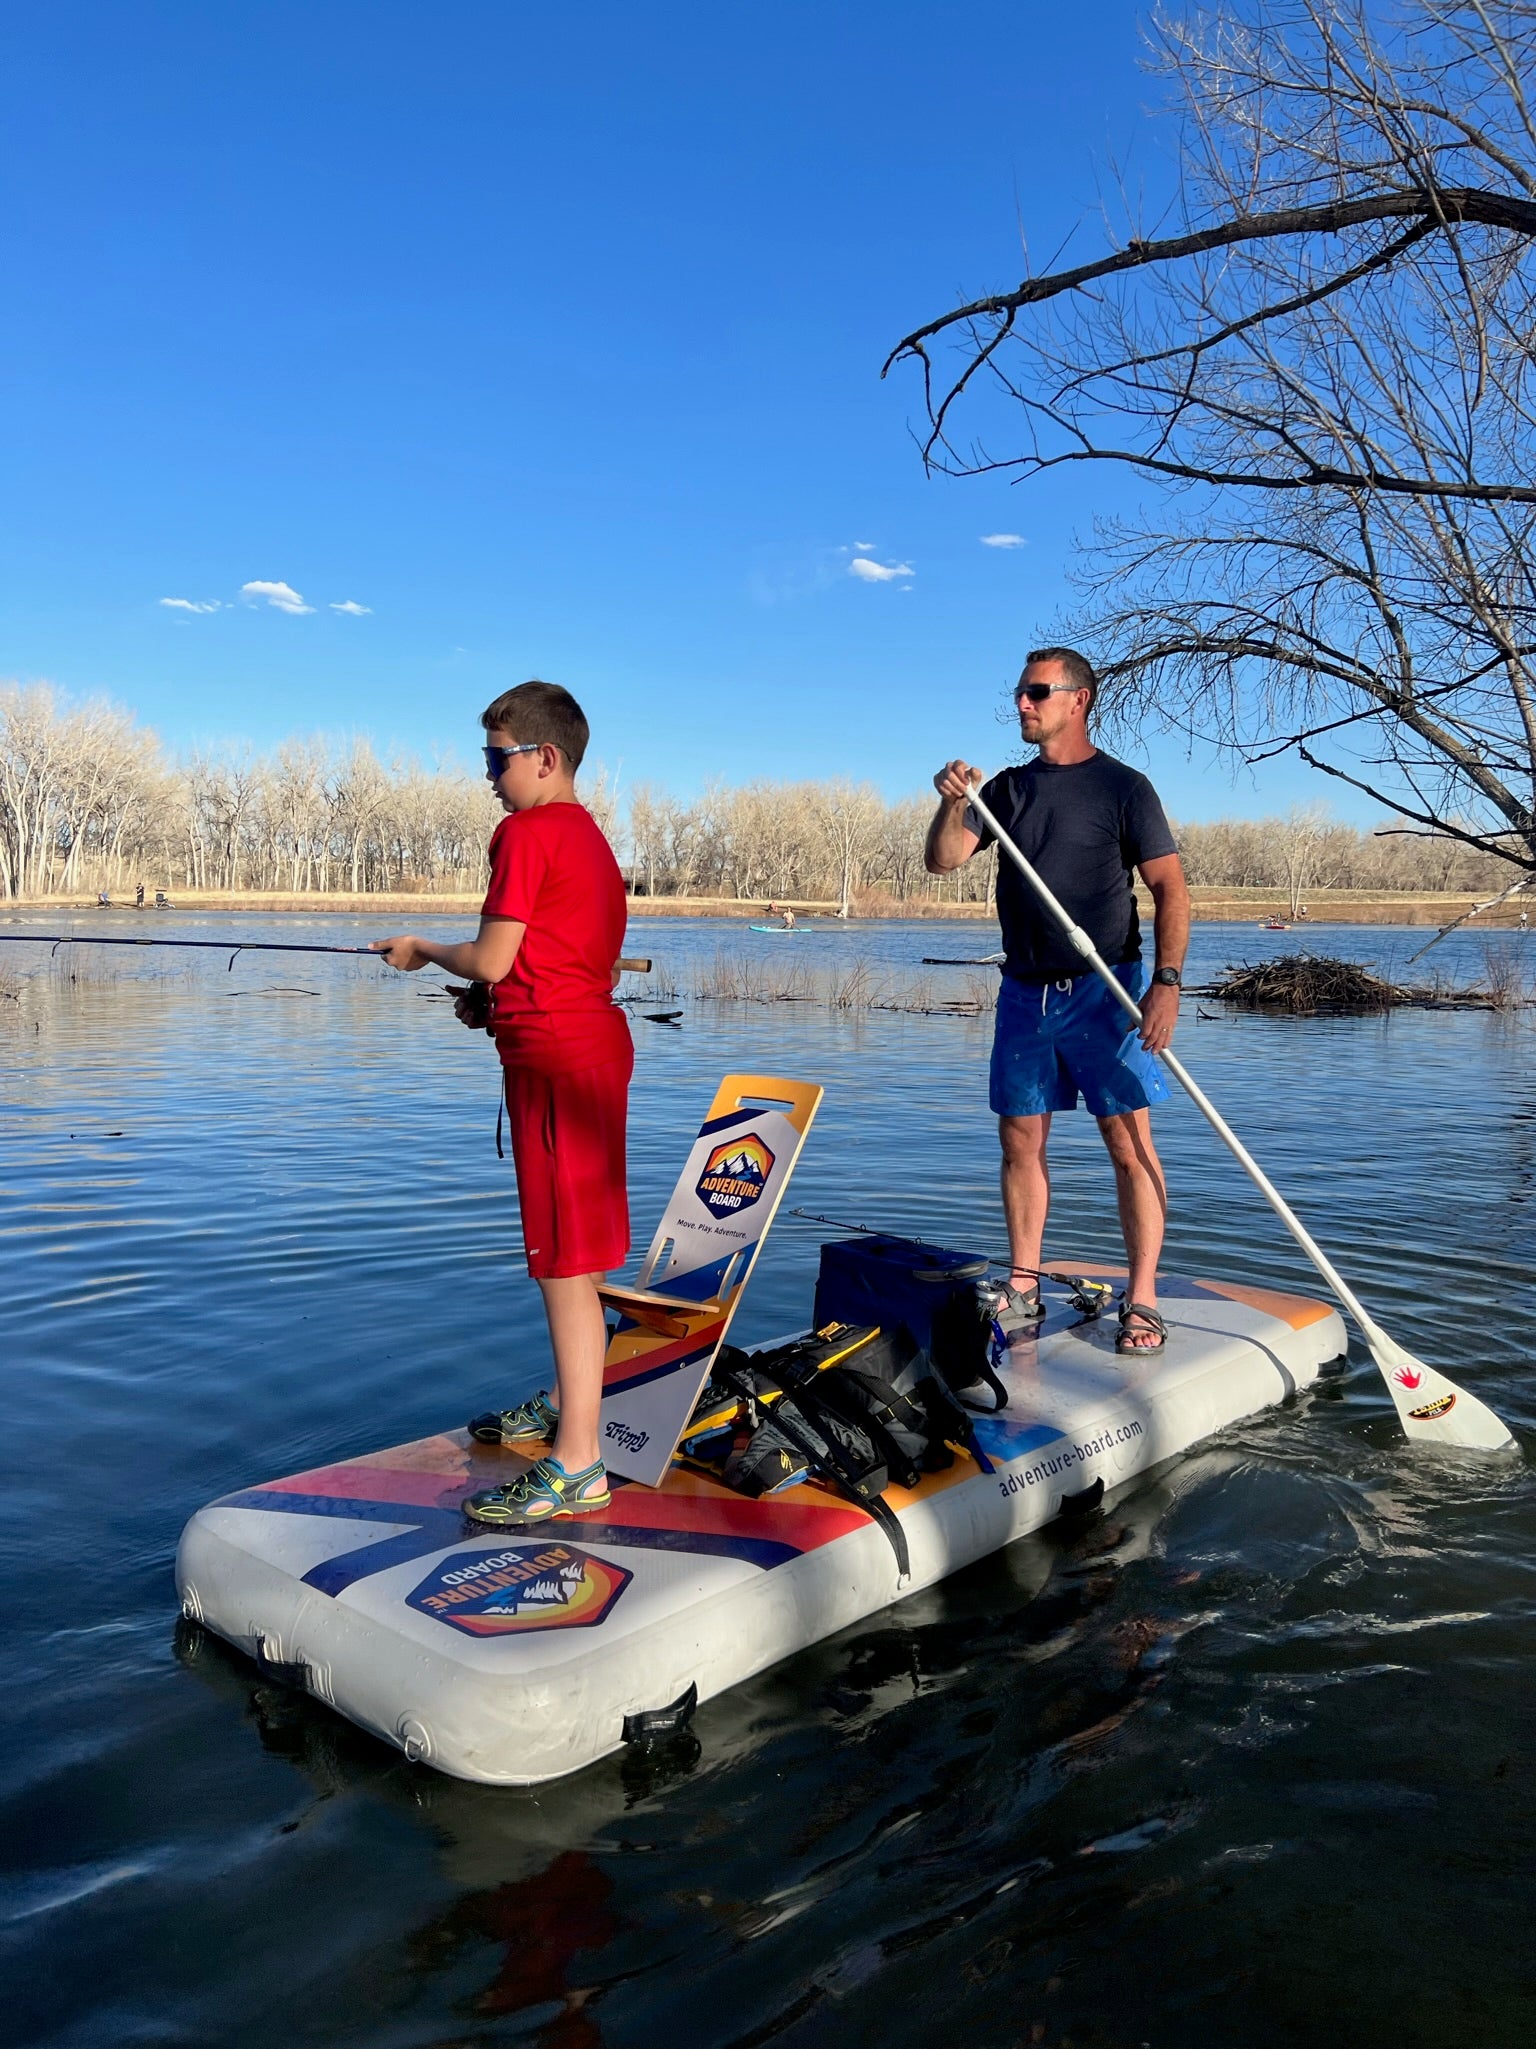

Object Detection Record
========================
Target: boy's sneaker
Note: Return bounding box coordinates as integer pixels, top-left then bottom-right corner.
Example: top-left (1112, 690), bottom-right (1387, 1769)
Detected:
top-left (463, 1457), bottom-right (611, 1527)
top-left (467, 1389), bottom-right (558, 1446)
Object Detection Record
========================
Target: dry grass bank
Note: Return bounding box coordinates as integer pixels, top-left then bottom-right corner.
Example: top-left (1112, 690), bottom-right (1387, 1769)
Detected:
top-left (7, 885), bottom-right (1530, 926)
top-left (1167, 886), bottom-right (1532, 927)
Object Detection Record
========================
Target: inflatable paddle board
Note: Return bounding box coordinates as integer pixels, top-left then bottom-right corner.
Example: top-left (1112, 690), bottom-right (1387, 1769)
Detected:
top-left (177, 1270), bottom-right (1346, 1786)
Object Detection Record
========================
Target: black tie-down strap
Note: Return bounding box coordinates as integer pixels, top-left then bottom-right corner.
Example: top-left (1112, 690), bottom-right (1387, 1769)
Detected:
top-left (771, 1396), bottom-right (912, 1580)
top-left (715, 1360), bottom-right (912, 1579)
top-left (929, 1285), bottom-right (1010, 1412)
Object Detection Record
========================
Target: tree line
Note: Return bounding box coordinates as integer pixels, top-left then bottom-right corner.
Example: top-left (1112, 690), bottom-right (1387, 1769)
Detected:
top-left (0, 681), bottom-right (1512, 907)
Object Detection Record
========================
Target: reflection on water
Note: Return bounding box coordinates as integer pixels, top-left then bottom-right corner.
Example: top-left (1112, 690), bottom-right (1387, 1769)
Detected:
top-left (3, 914), bottom-right (1535, 2047)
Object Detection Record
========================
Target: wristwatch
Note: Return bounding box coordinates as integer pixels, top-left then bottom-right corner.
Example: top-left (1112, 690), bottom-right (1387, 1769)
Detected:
top-left (1151, 966), bottom-right (1182, 988)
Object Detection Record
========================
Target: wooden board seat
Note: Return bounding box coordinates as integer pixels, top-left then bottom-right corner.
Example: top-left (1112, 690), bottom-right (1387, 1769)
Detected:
top-left (596, 1284), bottom-right (722, 1338)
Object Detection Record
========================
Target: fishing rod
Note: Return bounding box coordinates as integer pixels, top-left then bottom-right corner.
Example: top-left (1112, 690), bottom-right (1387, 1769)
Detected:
top-left (0, 932), bottom-right (652, 974)
top-left (787, 1208), bottom-right (1114, 1314)
top-left (965, 775), bottom-right (1514, 1452)
top-left (1, 931), bottom-right (383, 971)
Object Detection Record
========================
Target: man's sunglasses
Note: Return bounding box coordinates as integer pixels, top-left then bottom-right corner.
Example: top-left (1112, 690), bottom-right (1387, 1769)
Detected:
top-left (1015, 681), bottom-right (1082, 703)
top-left (483, 742), bottom-right (542, 778)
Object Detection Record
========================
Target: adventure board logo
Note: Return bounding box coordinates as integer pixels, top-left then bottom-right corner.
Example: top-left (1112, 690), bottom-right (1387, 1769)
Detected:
top-left (407, 1542), bottom-right (631, 1637)
top-left (695, 1132), bottom-right (775, 1220)
top-left (1409, 1393), bottom-right (1457, 1421)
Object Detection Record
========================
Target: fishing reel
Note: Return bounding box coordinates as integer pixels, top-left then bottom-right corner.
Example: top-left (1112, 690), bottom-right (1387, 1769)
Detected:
top-left (1052, 1274), bottom-right (1114, 1321)
top-left (977, 1269), bottom-right (1114, 1327)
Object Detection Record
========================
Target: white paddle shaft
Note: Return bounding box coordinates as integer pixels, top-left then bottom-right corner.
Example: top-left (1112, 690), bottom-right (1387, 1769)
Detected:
top-left (966, 778), bottom-right (1514, 1451)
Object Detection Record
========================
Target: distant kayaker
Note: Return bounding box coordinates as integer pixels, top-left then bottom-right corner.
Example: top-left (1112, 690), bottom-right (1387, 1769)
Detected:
top-left (373, 680), bottom-right (632, 1527)
top-left (925, 645), bottom-right (1190, 1356)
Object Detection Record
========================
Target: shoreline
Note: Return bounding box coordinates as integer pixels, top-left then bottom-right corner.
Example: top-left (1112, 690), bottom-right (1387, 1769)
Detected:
top-left (6, 887), bottom-right (1532, 928)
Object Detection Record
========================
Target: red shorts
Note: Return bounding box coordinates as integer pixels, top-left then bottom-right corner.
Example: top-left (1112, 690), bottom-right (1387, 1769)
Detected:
top-left (495, 1010), bottom-right (633, 1280)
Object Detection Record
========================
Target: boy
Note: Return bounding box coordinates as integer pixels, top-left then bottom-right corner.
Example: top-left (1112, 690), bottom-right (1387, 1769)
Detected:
top-left (373, 680), bottom-right (632, 1526)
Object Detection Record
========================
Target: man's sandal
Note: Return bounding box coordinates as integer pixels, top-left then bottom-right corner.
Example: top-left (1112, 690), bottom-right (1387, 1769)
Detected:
top-left (1116, 1301), bottom-right (1168, 1354)
top-left (463, 1456), bottom-right (611, 1527)
top-left (467, 1389), bottom-right (558, 1446)
top-left (986, 1279), bottom-right (1046, 1344)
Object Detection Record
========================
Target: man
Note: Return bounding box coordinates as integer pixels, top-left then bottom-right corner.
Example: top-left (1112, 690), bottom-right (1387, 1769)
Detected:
top-left (926, 646), bottom-right (1190, 1354)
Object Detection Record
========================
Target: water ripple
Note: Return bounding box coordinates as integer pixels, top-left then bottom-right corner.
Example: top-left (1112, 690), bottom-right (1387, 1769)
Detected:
top-left (3, 915), bottom-right (1534, 2048)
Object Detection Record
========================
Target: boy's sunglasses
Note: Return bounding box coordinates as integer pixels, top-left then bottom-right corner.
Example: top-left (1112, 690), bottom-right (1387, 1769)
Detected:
top-left (1015, 682), bottom-right (1082, 703)
top-left (483, 742), bottom-right (542, 778)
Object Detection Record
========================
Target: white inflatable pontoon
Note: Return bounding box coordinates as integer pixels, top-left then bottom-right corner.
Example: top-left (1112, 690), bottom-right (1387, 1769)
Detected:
top-left (177, 1268), bottom-right (1345, 1785)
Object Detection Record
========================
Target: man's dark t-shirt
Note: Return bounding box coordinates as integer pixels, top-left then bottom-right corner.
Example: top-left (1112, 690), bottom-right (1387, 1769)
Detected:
top-left (965, 753), bottom-right (1178, 983)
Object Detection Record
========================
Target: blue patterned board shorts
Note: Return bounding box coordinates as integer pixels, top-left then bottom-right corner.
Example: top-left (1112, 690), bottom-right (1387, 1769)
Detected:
top-left (989, 962), bottom-right (1172, 1119)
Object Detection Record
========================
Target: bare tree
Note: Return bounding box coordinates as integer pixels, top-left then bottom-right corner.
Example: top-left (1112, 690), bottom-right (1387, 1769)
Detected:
top-left (809, 780), bottom-right (884, 916)
top-left (0, 685), bottom-right (175, 897)
top-left (885, 0), bottom-right (1536, 878)
top-left (627, 782), bottom-right (667, 896)
top-left (582, 761), bottom-right (621, 852)
top-left (1273, 804), bottom-right (1336, 916)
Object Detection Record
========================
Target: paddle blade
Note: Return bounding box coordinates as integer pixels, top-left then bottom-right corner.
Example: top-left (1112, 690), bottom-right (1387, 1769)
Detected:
top-left (1369, 1334), bottom-right (1515, 1451)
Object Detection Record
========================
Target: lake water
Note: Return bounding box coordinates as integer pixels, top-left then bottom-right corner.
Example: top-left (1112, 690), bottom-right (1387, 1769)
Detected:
top-left (3, 911), bottom-right (1534, 2048)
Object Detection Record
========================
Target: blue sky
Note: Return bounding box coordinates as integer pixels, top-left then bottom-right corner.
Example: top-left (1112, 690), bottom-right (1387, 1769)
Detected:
top-left (2, 1), bottom-right (1368, 821)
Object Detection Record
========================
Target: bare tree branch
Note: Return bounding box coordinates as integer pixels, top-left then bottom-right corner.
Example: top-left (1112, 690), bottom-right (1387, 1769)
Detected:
top-left (884, 0), bottom-right (1536, 869)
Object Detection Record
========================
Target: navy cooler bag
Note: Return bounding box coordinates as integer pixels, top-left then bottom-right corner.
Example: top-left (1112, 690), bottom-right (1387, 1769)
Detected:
top-left (812, 1235), bottom-right (1007, 1409)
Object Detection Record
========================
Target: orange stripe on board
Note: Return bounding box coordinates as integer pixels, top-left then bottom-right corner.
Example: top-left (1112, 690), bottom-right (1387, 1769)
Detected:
top-left (251, 1435), bottom-right (872, 1549)
top-left (1194, 1277), bottom-right (1336, 1330)
top-left (601, 1317), bottom-right (728, 1390)
top-left (310, 1433), bottom-right (471, 1476)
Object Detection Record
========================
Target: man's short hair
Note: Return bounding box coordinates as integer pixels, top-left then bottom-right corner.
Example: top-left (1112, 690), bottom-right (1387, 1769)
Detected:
top-left (480, 680), bottom-right (590, 769)
top-left (1023, 645), bottom-right (1098, 711)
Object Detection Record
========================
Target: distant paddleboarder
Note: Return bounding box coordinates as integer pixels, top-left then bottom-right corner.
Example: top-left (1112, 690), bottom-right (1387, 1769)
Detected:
top-left (926, 646), bottom-right (1191, 1356)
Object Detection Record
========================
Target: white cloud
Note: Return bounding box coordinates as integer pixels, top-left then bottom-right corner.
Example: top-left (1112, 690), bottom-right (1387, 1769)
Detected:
top-left (159, 597), bottom-right (221, 613)
top-left (241, 579), bottom-right (314, 615)
top-left (853, 540), bottom-right (876, 551)
top-left (848, 557), bottom-right (914, 584)
top-left (980, 532), bottom-right (1027, 548)
top-left (330, 599), bottom-right (372, 616)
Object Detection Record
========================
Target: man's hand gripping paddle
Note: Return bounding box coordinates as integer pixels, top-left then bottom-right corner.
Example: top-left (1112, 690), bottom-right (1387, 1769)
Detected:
top-left (965, 775), bottom-right (1515, 1452)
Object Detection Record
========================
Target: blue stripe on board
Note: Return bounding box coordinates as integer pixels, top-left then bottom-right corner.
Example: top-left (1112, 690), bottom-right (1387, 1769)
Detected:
top-left (697, 1107), bottom-right (757, 1137)
top-left (648, 1252), bottom-right (736, 1302)
top-left (570, 1522), bottom-right (799, 1571)
top-left (217, 1487), bottom-right (428, 1525)
top-left (969, 1418), bottom-right (1064, 1461)
top-left (215, 1485), bottom-right (798, 1594)
top-left (218, 1488), bottom-right (466, 1594)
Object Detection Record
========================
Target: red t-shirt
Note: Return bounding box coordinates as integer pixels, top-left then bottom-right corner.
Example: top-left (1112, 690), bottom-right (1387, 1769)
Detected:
top-left (481, 802), bottom-right (627, 1023)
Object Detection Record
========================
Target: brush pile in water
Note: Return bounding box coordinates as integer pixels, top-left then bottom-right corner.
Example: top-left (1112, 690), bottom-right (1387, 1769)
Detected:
top-left (1209, 954), bottom-right (1402, 1012)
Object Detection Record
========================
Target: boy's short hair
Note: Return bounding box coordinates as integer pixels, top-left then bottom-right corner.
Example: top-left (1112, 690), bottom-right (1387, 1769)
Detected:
top-left (480, 681), bottom-right (590, 770)
top-left (1023, 645), bottom-right (1098, 712)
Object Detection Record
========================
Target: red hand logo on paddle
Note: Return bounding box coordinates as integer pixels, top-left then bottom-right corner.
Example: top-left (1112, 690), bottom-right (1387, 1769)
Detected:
top-left (1393, 1368), bottom-right (1423, 1390)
